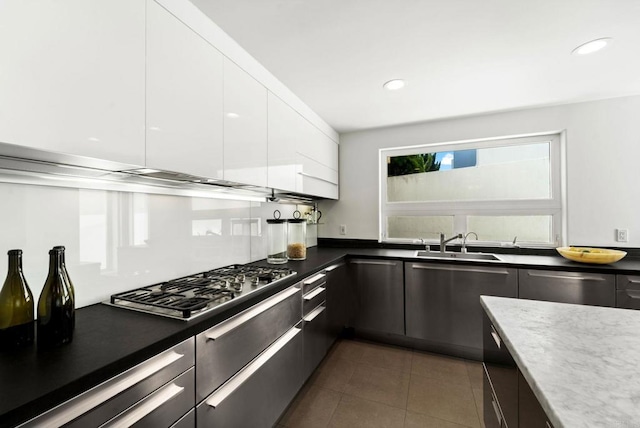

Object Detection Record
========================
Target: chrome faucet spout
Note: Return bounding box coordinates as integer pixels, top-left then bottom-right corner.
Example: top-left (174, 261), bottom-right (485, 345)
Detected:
top-left (462, 232), bottom-right (478, 253)
top-left (439, 233), bottom-right (463, 253)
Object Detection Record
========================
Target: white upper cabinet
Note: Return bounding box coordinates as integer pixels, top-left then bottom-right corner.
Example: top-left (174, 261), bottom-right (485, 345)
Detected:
top-left (0, 0), bottom-right (146, 166)
top-left (267, 92), bottom-right (301, 192)
top-left (223, 59), bottom-right (268, 187)
top-left (146, 0), bottom-right (224, 179)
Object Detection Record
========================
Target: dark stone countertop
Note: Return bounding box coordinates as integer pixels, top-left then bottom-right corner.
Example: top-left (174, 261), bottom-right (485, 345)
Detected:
top-left (2, 246), bottom-right (639, 427)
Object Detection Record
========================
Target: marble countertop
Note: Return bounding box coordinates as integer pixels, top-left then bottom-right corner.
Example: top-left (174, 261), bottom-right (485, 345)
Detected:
top-left (480, 296), bottom-right (640, 428)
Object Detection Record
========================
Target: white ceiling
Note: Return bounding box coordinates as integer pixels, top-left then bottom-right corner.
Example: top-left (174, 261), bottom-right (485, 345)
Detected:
top-left (191, 0), bottom-right (640, 133)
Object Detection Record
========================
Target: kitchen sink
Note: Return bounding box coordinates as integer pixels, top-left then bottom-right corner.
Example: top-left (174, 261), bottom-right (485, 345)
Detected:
top-left (415, 251), bottom-right (502, 261)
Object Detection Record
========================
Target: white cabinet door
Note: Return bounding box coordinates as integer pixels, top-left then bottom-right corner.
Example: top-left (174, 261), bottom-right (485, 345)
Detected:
top-left (223, 59), bottom-right (268, 187)
top-left (294, 119), bottom-right (339, 199)
top-left (146, 0), bottom-right (224, 179)
top-left (0, 0), bottom-right (145, 166)
top-left (267, 92), bottom-right (299, 192)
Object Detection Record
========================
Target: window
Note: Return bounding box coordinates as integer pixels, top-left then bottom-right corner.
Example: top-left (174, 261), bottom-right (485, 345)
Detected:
top-left (380, 132), bottom-right (565, 247)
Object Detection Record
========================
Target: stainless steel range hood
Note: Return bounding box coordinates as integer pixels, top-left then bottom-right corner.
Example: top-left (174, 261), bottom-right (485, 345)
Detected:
top-left (0, 141), bottom-right (315, 203)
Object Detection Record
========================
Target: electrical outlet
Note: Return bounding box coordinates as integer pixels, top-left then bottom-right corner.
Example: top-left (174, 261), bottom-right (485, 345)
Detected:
top-left (339, 224), bottom-right (347, 235)
top-left (616, 228), bottom-right (629, 242)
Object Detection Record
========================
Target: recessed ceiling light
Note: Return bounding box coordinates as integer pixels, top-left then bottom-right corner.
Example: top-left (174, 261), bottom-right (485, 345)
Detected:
top-left (383, 79), bottom-right (405, 90)
top-left (226, 112), bottom-right (240, 119)
top-left (572, 38), bottom-right (612, 55)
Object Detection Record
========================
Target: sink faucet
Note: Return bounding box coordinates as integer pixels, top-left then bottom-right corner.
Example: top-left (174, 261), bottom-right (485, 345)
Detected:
top-left (462, 232), bottom-right (478, 253)
top-left (439, 233), bottom-right (462, 253)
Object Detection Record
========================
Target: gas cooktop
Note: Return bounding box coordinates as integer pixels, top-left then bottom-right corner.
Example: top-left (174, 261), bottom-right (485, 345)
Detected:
top-left (106, 264), bottom-right (296, 320)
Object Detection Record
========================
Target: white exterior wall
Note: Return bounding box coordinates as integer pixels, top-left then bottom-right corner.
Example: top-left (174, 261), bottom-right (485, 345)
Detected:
top-left (319, 95), bottom-right (640, 247)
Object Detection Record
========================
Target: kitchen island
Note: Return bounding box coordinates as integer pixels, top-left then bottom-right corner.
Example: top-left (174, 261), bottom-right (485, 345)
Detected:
top-left (481, 295), bottom-right (640, 427)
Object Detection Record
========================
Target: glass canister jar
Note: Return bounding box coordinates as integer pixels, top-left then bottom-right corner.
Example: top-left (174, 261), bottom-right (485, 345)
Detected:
top-left (287, 211), bottom-right (307, 260)
top-left (267, 210), bottom-right (288, 264)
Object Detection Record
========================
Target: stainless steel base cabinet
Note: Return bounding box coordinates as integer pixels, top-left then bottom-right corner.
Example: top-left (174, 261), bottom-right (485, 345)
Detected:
top-left (197, 325), bottom-right (303, 428)
top-left (616, 275), bottom-right (640, 309)
top-left (325, 262), bottom-right (351, 342)
top-left (349, 259), bottom-right (404, 335)
top-left (406, 262), bottom-right (517, 356)
top-left (18, 338), bottom-right (195, 428)
top-left (519, 269), bottom-right (615, 307)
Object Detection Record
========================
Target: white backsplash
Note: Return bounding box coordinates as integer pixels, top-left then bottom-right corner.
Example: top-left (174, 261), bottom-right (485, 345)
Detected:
top-left (0, 182), bottom-right (303, 308)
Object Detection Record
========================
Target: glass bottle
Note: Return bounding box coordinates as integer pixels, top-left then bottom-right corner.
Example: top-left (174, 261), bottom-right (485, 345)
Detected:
top-left (287, 214), bottom-right (307, 260)
top-left (267, 210), bottom-right (288, 264)
top-left (53, 245), bottom-right (75, 331)
top-left (0, 250), bottom-right (34, 350)
top-left (37, 248), bottom-right (74, 349)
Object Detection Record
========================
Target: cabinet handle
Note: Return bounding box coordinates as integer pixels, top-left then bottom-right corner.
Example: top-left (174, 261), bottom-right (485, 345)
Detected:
top-left (297, 171), bottom-right (337, 185)
top-left (350, 260), bottom-right (397, 266)
top-left (324, 263), bottom-right (344, 272)
top-left (625, 289), bottom-right (640, 299)
top-left (101, 383), bottom-right (184, 427)
top-left (205, 287), bottom-right (299, 341)
top-left (304, 305), bottom-right (326, 322)
top-left (546, 422), bottom-right (553, 428)
top-left (490, 324), bottom-right (501, 349)
top-left (491, 394), bottom-right (503, 425)
top-left (526, 271), bottom-right (607, 281)
top-left (303, 273), bottom-right (326, 285)
top-left (411, 264), bottom-right (510, 275)
top-left (21, 350), bottom-right (185, 427)
top-left (304, 287), bottom-right (325, 301)
top-left (206, 327), bottom-right (301, 409)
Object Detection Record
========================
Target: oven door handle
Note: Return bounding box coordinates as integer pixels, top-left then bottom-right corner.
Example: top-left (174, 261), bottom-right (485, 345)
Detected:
top-left (205, 287), bottom-right (300, 341)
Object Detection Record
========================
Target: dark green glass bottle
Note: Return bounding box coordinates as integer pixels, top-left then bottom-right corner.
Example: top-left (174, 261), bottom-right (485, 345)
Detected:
top-left (37, 248), bottom-right (74, 349)
top-left (0, 249), bottom-right (35, 350)
top-left (52, 246), bottom-right (75, 332)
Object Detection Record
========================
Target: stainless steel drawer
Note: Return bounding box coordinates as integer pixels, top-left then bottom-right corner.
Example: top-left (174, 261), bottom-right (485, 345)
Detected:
top-left (197, 325), bottom-right (303, 428)
top-left (19, 338), bottom-right (195, 428)
top-left (303, 285), bottom-right (326, 316)
top-left (303, 303), bottom-right (328, 381)
top-left (170, 409), bottom-right (195, 428)
top-left (519, 269), bottom-right (615, 307)
top-left (195, 286), bottom-right (301, 402)
top-left (301, 272), bottom-right (326, 294)
top-left (101, 367), bottom-right (195, 428)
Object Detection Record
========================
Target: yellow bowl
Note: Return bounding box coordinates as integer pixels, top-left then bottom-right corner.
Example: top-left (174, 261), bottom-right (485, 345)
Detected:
top-left (556, 247), bottom-right (627, 264)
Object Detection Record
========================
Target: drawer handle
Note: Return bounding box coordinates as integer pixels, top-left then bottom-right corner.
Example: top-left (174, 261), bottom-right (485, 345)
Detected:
top-left (205, 287), bottom-right (299, 341)
top-left (491, 394), bottom-right (503, 425)
top-left (350, 260), bottom-right (397, 266)
top-left (526, 271), bottom-right (606, 281)
top-left (490, 324), bottom-right (501, 349)
top-left (304, 287), bottom-right (325, 301)
top-left (324, 263), bottom-right (344, 272)
top-left (411, 264), bottom-right (510, 275)
top-left (298, 171), bottom-right (337, 185)
top-left (303, 273), bottom-right (326, 285)
top-left (625, 289), bottom-right (640, 299)
top-left (304, 305), bottom-right (326, 322)
top-left (101, 383), bottom-right (185, 427)
top-left (206, 327), bottom-right (301, 409)
top-left (546, 421), bottom-right (552, 428)
top-left (22, 350), bottom-right (184, 427)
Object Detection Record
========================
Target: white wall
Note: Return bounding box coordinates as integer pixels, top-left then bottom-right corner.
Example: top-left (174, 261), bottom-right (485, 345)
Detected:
top-left (319, 95), bottom-right (640, 247)
top-left (0, 182), bottom-right (302, 308)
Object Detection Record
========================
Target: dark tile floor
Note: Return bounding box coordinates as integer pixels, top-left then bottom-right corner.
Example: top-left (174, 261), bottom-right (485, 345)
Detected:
top-left (278, 339), bottom-right (485, 428)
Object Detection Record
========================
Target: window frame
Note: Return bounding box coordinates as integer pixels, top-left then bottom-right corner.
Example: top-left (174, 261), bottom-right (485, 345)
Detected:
top-left (379, 131), bottom-right (566, 247)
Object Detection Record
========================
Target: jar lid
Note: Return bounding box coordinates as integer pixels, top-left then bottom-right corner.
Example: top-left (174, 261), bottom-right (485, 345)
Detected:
top-left (267, 218), bottom-right (286, 224)
top-left (287, 218), bottom-right (306, 223)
